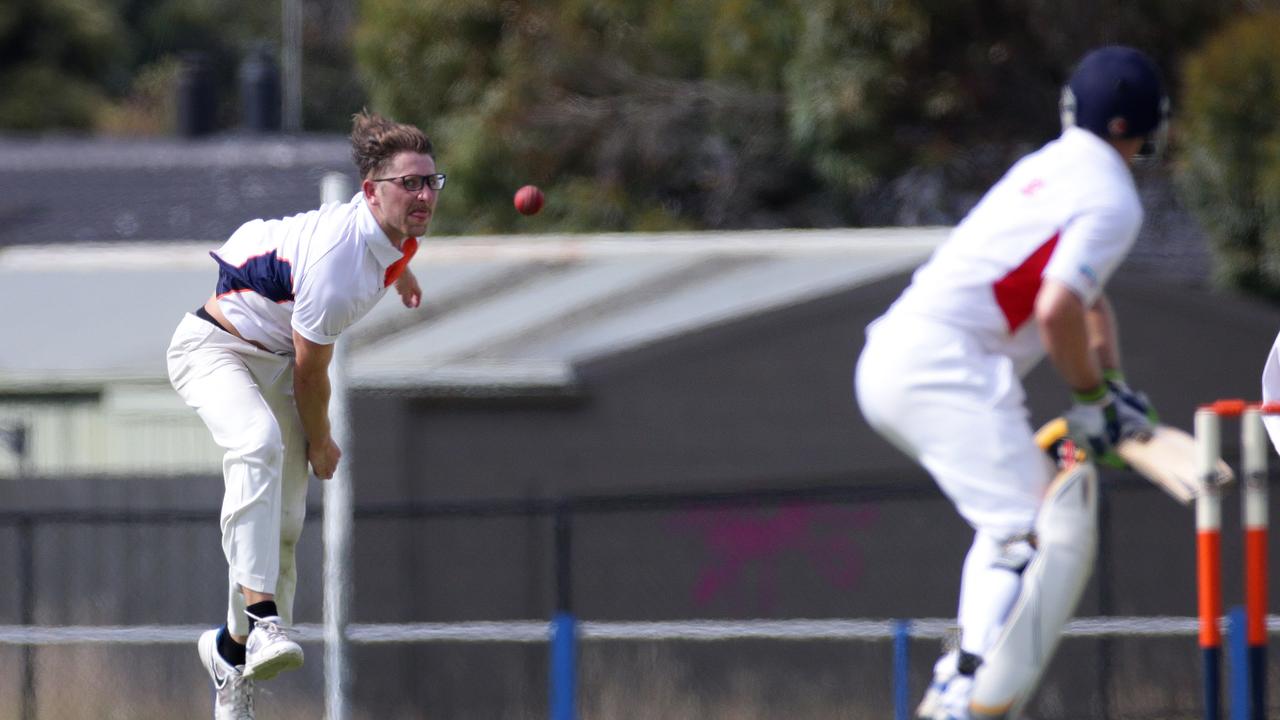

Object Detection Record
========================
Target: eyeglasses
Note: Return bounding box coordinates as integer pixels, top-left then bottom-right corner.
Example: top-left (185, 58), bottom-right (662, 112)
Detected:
top-left (372, 173), bottom-right (447, 192)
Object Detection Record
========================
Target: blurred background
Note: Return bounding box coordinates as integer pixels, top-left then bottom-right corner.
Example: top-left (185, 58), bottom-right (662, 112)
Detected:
top-left (2, 1), bottom-right (1280, 718)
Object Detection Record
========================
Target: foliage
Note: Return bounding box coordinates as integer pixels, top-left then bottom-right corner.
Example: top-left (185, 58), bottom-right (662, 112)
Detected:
top-left (1177, 10), bottom-right (1280, 297)
top-left (95, 58), bottom-right (181, 135)
top-left (0, 0), bottom-right (124, 130)
top-left (356, 1), bottom-right (830, 233)
top-left (356, 0), bottom-right (1245, 233)
top-left (0, 0), bottom-right (1254, 237)
top-left (784, 0), bottom-right (931, 194)
top-left (300, 2), bottom-right (368, 131)
top-left (0, 0), bottom-right (362, 134)
top-left (113, 0), bottom-right (279, 130)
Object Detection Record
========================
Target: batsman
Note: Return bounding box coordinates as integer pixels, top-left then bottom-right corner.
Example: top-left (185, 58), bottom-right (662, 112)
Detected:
top-left (855, 46), bottom-right (1168, 719)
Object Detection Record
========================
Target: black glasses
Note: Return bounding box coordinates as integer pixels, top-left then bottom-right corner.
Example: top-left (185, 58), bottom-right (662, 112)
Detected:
top-left (372, 173), bottom-right (447, 192)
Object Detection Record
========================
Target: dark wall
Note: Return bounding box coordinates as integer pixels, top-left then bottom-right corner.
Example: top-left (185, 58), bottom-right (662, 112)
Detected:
top-left (1025, 278), bottom-right (1280, 432)
top-left (346, 273), bottom-right (1280, 623)
top-left (356, 272), bottom-right (1280, 503)
top-left (0, 475), bottom-right (327, 718)
top-left (338, 273), bottom-right (1280, 716)
top-left (354, 273), bottom-right (927, 506)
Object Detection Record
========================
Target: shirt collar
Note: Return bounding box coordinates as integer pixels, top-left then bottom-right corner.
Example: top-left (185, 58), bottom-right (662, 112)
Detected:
top-left (1060, 126), bottom-right (1131, 176)
top-left (354, 192), bottom-right (414, 268)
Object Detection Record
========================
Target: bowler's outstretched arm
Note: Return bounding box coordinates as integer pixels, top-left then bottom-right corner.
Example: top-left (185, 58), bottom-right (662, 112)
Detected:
top-left (293, 330), bottom-right (341, 479)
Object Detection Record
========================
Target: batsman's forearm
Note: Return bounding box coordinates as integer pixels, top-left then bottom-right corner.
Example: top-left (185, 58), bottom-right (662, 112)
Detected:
top-left (293, 369), bottom-right (332, 446)
top-left (1036, 283), bottom-right (1103, 394)
top-left (1085, 295), bottom-right (1122, 373)
top-left (1043, 324), bottom-right (1103, 394)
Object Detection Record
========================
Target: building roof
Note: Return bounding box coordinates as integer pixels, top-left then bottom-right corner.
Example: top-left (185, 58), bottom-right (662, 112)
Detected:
top-left (0, 134), bottom-right (356, 246)
top-left (0, 229), bottom-right (947, 394)
top-left (0, 134), bottom-right (1216, 279)
top-left (0, 133), bottom-right (1219, 397)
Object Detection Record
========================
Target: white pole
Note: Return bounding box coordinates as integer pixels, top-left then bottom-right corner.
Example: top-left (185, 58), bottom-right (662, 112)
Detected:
top-left (281, 0), bottom-right (303, 132)
top-left (321, 172), bottom-right (352, 205)
top-left (322, 173), bottom-right (353, 720)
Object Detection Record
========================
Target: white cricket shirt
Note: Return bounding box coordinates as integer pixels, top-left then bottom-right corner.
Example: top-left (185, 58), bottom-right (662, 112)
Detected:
top-left (1261, 331), bottom-right (1280, 455)
top-left (881, 127), bottom-right (1143, 376)
top-left (211, 193), bottom-right (417, 355)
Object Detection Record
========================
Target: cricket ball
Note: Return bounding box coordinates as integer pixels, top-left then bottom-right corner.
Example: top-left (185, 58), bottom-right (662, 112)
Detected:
top-left (514, 185), bottom-right (544, 216)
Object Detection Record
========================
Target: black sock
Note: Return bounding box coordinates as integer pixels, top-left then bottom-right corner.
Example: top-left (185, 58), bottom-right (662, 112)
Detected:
top-left (246, 600), bottom-right (279, 625)
top-left (217, 626), bottom-right (247, 666)
top-left (957, 650), bottom-right (983, 676)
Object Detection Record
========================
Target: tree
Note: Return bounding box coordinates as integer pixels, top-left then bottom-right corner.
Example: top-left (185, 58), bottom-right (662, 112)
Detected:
top-left (354, 0), bottom-right (1244, 233)
top-left (110, 0), bottom-right (289, 131)
top-left (0, 0), bottom-right (125, 129)
top-left (0, 0), bottom-right (365, 134)
top-left (1178, 10), bottom-right (1280, 297)
top-left (357, 0), bottom-right (821, 233)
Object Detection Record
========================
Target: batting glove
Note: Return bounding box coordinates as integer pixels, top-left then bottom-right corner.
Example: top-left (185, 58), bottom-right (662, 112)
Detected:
top-left (1104, 369), bottom-right (1160, 425)
top-left (1063, 385), bottom-right (1126, 468)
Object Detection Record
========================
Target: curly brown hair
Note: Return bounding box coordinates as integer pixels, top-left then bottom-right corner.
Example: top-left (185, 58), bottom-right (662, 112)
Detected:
top-left (349, 110), bottom-right (434, 180)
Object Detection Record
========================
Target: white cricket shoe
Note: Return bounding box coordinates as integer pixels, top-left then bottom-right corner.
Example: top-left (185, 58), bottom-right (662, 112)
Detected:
top-left (198, 628), bottom-right (255, 720)
top-left (243, 614), bottom-right (304, 681)
top-left (916, 652), bottom-right (955, 719)
top-left (933, 674), bottom-right (974, 720)
top-left (916, 650), bottom-right (973, 720)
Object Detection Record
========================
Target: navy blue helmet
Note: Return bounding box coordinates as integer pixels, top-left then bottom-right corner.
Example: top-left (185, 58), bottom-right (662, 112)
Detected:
top-left (1060, 46), bottom-right (1168, 145)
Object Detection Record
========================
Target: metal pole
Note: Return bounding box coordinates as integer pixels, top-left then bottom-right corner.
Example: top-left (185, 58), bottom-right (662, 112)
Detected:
top-left (321, 173), bottom-right (352, 206)
top-left (323, 334), bottom-right (353, 720)
top-left (892, 619), bottom-right (910, 720)
top-left (281, 0), bottom-right (303, 132)
top-left (19, 517), bottom-right (34, 720)
top-left (550, 505), bottom-right (576, 720)
top-left (321, 171), bottom-right (354, 719)
top-left (555, 506), bottom-right (572, 616)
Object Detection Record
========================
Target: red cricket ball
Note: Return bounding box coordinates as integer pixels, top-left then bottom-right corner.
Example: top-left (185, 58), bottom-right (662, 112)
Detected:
top-left (514, 185), bottom-right (545, 216)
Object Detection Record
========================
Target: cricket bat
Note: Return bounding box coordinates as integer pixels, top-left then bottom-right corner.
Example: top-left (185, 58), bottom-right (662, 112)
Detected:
top-left (1034, 417), bottom-right (1234, 505)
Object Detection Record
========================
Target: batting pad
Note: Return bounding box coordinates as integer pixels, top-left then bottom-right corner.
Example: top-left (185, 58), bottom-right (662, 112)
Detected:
top-left (969, 461), bottom-right (1099, 719)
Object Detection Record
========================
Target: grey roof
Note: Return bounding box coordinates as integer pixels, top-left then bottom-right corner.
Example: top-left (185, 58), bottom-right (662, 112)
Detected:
top-left (0, 229), bottom-right (947, 393)
top-left (0, 134), bottom-right (1219, 395)
top-left (0, 134), bottom-right (1216, 281)
top-left (0, 134), bottom-right (357, 246)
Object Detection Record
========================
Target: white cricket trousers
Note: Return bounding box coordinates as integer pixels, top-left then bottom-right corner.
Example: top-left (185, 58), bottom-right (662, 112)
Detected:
top-left (856, 312), bottom-right (1055, 658)
top-left (167, 313), bottom-right (310, 637)
top-left (854, 313), bottom-right (1051, 537)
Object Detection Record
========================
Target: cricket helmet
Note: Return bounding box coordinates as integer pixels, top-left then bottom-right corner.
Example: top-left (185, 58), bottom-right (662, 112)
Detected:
top-left (1060, 46), bottom-right (1168, 144)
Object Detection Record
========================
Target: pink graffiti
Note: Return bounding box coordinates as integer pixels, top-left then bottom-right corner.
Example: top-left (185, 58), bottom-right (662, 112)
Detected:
top-left (671, 503), bottom-right (879, 613)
